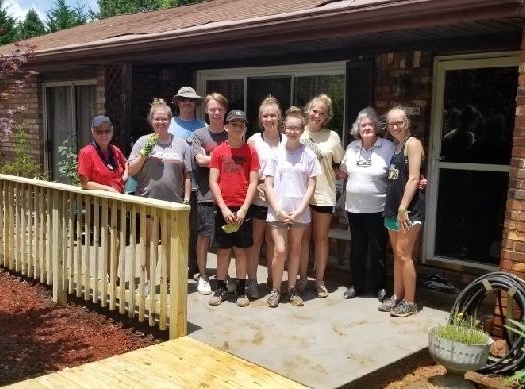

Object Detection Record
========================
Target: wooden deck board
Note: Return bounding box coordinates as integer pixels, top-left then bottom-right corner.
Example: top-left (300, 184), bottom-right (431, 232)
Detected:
top-left (7, 337), bottom-right (304, 388)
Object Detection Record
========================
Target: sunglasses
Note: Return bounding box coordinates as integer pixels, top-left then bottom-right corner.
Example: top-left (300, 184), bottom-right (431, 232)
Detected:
top-left (93, 129), bottom-right (112, 135)
top-left (177, 97), bottom-right (196, 103)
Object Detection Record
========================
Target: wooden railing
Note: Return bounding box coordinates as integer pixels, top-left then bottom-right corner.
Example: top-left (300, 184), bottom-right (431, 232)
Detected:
top-left (0, 174), bottom-right (190, 339)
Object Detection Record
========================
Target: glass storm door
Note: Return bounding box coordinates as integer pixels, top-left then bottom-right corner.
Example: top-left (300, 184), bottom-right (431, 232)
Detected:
top-left (425, 53), bottom-right (519, 269)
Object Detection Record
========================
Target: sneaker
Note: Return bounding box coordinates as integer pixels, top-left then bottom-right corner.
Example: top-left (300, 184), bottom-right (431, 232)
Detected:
top-left (288, 288), bottom-right (304, 306)
top-left (296, 278), bottom-right (307, 294)
top-left (236, 294), bottom-right (250, 307)
top-left (246, 279), bottom-right (260, 300)
top-left (390, 300), bottom-right (418, 317)
top-left (197, 275), bottom-right (212, 295)
top-left (226, 277), bottom-right (237, 294)
top-left (343, 286), bottom-right (359, 299)
top-left (267, 289), bottom-right (280, 308)
top-left (315, 280), bottom-right (328, 298)
top-left (377, 288), bottom-right (387, 302)
top-left (209, 287), bottom-right (228, 306)
top-left (378, 295), bottom-right (399, 312)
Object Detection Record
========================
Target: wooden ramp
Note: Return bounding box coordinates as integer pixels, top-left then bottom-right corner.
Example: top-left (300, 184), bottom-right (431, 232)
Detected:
top-left (7, 337), bottom-right (304, 388)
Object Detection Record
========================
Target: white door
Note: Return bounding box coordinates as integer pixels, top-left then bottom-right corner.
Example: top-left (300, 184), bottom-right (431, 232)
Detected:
top-left (425, 53), bottom-right (519, 270)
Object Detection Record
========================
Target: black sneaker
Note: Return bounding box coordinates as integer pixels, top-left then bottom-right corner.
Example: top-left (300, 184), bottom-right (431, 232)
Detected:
top-left (208, 287), bottom-right (227, 306)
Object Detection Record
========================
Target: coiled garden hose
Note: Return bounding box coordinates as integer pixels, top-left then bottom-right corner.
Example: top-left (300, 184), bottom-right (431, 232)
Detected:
top-left (448, 271), bottom-right (525, 375)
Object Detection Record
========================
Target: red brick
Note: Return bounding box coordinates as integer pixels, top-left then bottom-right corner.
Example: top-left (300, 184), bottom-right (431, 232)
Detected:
top-left (513, 262), bottom-right (525, 271)
top-left (500, 258), bottom-right (514, 270)
top-left (515, 242), bottom-right (525, 252)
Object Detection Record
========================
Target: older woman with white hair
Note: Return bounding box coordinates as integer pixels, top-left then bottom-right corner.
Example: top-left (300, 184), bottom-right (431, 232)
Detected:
top-left (340, 107), bottom-right (395, 302)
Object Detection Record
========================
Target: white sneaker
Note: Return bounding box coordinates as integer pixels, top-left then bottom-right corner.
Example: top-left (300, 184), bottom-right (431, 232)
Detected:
top-left (197, 275), bottom-right (212, 295)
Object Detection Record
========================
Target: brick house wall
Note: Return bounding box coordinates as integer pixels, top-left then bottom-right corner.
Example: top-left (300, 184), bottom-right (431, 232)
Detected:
top-left (374, 51), bottom-right (432, 147)
top-left (0, 73), bottom-right (44, 174)
top-left (503, 32), bottom-right (525, 279)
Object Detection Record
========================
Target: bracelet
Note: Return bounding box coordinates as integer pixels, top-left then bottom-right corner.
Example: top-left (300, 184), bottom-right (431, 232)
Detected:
top-left (240, 206), bottom-right (249, 213)
top-left (398, 208), bottom-right (407, 215)
top-left (183, 199), bottom-right (190, 205)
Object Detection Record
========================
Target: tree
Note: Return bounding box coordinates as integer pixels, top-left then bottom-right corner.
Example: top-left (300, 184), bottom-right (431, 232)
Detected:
top-left (16, 9), bottom-right (46, 40)
top-left (0, 0), bottom-right (17, 44)
top-left (46, 0), bottom-right (88, 33)
top-left (97, 0), bottom-right (204, 19)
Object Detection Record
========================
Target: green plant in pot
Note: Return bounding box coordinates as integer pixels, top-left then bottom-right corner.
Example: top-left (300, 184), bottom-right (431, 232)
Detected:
top-left (428, 313), bottom-right (492, 386)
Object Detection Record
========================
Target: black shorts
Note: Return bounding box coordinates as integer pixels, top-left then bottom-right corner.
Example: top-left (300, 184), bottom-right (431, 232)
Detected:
top-left (251, 204), bottom-right (268, 221)
top-left (310, 204), bottom-right (335, 214)
top-left (214, 206), bottom-right (253, 249)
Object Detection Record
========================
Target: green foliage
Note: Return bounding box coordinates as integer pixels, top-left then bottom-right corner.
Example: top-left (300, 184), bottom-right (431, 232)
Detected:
top-left (97, 0), bottom-right (204, 18)
top-left (505, 319), bottom-right (525, 386)
top-left (435, 313), bottom-right (490, 345)
top-left (0, 0), bottom-right (17, 44)
top-left (46, 0), bottom-right (88, 33)
top-left (0, 125), bottom-right (44, 178)
top-left (16, 9), bottom-right (46, 40)
top-left (57, 139), bottom-right (79, 185)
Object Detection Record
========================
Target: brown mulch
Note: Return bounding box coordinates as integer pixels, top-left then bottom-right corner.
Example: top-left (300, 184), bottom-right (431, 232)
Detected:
top-left (0, 268), bottom-right (161, 386)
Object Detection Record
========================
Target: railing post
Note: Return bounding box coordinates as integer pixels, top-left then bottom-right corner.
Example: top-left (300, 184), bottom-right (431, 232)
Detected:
top-left (169, 207), bottom-right (189, 340)
top-left (52, 190), bottom-right (66, 305)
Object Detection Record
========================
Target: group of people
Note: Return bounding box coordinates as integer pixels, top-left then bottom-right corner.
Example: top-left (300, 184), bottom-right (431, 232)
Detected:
top-left (77, 85), bottom-right (425, 317)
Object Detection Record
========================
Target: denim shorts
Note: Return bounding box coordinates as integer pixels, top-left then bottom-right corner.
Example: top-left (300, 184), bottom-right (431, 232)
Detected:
top-left (196, 202), bottom-right (216, 236)
top-left (384, 217), bottom-right (422, 232)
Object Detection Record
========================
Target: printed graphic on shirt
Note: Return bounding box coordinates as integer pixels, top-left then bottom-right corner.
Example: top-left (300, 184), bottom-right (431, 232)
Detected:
top-left (223, 156), bottom-right (247, 173)
top-left (388, 163), bottom-right (399, 180)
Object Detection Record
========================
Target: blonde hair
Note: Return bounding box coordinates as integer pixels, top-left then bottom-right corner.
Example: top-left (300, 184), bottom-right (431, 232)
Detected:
top-left (306, 93), bottom-right (333, 125)
top-left (258, 96), bottom-right (282, 127)
top-left (285, 106), bottom-right (306, 128)
top-left (386, 106), bottom-right (411, 131)
top-left (205, 93), bottom-right (228, 111)
top-left (148, 98), bottom-right (172, 122)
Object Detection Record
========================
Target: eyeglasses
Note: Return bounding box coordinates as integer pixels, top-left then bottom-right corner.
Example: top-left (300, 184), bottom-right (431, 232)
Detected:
top-left (93, 129), bottom-right (112, 134)
top-left (285, 126), bottom-right (303, 132)
top-left (356, 159), bottom-right (372, 167)
top-left (387, 120), bottom-right (404, 128)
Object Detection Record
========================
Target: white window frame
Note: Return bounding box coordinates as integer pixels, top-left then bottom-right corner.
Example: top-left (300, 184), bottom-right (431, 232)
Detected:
top-left (42, 79), bottom-right (97, 175)
top-left (425, 51), bottom-right (519, 273)
top-left (197, 61), bottom-right (347, 137)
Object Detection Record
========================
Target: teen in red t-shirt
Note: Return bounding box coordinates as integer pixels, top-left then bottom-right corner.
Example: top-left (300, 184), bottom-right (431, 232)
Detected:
top-left (209, 110), bottom-right (259, 307)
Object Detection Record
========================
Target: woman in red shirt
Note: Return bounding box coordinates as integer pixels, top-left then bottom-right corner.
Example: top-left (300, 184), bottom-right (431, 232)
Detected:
top-left (78, 115), bottom-right (128, 192)
top-left (77, 115), bottom-right (128, 285)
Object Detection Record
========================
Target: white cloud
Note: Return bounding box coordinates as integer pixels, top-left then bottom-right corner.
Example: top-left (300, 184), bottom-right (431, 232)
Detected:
top-left (4, 0), bottom-right (46, 22)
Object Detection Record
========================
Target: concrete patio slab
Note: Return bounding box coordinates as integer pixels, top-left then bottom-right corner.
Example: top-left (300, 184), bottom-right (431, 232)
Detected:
top-left (186, 252), bottom-right (450, 389)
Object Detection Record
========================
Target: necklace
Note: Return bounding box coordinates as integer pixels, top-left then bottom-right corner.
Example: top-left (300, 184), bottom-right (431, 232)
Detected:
top-left (91, 141), bottom-right (116, 171)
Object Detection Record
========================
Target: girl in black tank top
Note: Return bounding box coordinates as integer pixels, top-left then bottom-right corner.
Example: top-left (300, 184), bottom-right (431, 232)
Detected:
top-left (378, 107), bottom-right (425, 318)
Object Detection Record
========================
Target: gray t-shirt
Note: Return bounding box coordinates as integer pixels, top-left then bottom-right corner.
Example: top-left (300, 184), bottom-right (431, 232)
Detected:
top-left (188, 127), bottom-right (228, 203)
top-left (129, 133), bottom-right (192, 203)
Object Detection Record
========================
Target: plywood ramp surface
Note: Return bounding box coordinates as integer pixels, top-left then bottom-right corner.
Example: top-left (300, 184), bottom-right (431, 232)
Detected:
top-left (7, 336), bottom-right (305, 388)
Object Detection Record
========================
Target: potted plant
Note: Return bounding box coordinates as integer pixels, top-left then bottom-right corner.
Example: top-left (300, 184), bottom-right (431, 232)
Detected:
top-left (428, 313), bottom-right (492, 383)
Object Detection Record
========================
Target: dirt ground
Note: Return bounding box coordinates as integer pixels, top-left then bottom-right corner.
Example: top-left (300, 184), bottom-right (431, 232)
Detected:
top-left (0, 267), bottom-right (514, 388)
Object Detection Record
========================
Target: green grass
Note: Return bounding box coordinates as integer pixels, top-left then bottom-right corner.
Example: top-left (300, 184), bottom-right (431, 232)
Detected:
top-left (434, 314), bottom-right (489, 345)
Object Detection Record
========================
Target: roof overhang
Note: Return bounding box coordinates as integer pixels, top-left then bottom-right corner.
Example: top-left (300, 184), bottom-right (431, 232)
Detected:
top-left (25, 0), bottom-right (525, 70)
